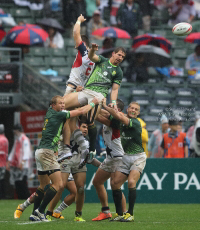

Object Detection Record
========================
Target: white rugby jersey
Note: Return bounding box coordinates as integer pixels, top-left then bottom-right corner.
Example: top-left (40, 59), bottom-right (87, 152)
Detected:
top-left (67, 41), bottom-right (95, 87)
top-left (103, 118), bottom-right (124, 158)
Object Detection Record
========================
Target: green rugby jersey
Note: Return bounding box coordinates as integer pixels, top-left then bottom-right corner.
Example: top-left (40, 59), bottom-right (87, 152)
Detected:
top-left (85, 55), bottom-right (123, 97)
top-left (120, 118), bottom-right (144, 155)
top-left (38, 108), bottom-right (70, 152)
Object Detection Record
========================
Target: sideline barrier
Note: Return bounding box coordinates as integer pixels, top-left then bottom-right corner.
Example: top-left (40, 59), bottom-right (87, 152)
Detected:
top-left (62, 158), bottom-right (200, 203)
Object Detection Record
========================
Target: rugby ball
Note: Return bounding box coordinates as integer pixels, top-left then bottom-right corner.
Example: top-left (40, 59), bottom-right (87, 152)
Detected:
top-left (172, 22), bottom-right (192, 36)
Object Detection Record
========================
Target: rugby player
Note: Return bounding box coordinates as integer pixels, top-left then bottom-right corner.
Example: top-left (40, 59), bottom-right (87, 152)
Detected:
top-left (32, 95), bottom-right (99, 222)
top-left (102, 100), bottom-right (146, 222)
top-left (92, 99), bottom-right (127, 221)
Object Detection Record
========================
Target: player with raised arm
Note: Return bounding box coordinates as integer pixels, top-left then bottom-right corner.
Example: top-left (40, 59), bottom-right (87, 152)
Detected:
top-left (31, 96), bottom-right (99, 222)
top-left (61, 44), bottom-right (126, 163)
top-left (102, 100), bottom-right (147, 222)
top-left (92, 99), bottom-right (127, 221)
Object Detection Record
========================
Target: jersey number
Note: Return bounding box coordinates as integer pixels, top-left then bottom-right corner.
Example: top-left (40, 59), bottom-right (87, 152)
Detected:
top-left (85, 62), bottom-right (94, 76)
top-left (43, 119), bottom-right (48, 130)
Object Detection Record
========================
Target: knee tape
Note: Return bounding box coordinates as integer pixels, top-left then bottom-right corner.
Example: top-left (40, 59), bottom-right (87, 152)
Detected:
top-left (78, 186), bottom-right (84, 194)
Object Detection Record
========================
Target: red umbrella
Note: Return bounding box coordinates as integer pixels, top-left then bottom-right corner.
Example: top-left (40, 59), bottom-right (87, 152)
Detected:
top-left (132, 33), bottom-right (172, 54)
top-left (92, 27), bottom-right (131, 39)
top-left (0, 27), bottom-right (6, 41)
top-left (5, 24), bottom-right (48, 46)
top-left (184, 32), bottom-right (200, 44)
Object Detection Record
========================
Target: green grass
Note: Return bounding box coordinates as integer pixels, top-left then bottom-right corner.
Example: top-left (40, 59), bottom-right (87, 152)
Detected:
top-left (0, 200), bottom-right (200, 230)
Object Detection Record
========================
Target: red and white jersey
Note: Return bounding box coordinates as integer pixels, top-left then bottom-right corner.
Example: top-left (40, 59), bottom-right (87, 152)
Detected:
top-left (103, 119), bottom-right (124, 158)
top-left (0, 134), bottom-right (9, 167)
top-left (67, 41), bottom-right (95, 87)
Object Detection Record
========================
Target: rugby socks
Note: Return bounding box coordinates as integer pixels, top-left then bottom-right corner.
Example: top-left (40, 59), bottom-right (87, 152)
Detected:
top-left (32, 188), bottom-right (44, 215)
top-left (54, 201), bottom-right (68, 213)
top-left (128, 187), bottom-right (136, 216)
top-left (20, 192), bottom-right (35, 210)
top-left (102, 206), bottom-right (110, 214)
top-left (39, 187), bottom-right (57, 213)
top-left (88, 124), bottom-right (97, 152)
top-left (112, 189), bottom-right (123, 216)
top-left (75, 211), bottom-right (82, 217)
top-left (46, 210), bottom-right (53, 216)
top-left (73, 129), bottom-right (88, 153)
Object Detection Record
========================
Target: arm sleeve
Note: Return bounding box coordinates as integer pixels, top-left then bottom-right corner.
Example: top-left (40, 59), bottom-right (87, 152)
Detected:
top-left (129, 118), bottom-right (141, 129)
top-left (97, 55), bottom-right (108, 64)
top-left (77, 41), bottom-right (87, 57)
top-left (160, 138), bottom-right (165, 149)
top-left (57, 110), bottom-right (71, 121)
top-left (113, 68), bottom-right (123, 85)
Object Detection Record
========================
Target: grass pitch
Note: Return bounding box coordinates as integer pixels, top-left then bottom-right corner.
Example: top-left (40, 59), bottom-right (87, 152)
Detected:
top-left (0, 200), bottom-right (200, 230)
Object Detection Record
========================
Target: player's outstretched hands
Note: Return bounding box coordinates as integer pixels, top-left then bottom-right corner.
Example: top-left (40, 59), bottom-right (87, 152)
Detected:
top-left (76, 86), bottom-right (84, 92)
top-left (91, 43), bottom-right (99, 51)
top-left (77, 14), bottom-right (86, 23)
top-left (92, 97), bottom-right (99, 105)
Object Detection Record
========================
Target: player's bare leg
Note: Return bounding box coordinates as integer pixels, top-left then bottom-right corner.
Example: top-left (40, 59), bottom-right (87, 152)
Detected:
top-left (92, 169), bottom-right (112, 221)
top-left (93, 169), bottom-right (111, 207)
top-left (73, 172), bottom-right (86, 221)
top-left (63, 92), bottom-right (81, 110)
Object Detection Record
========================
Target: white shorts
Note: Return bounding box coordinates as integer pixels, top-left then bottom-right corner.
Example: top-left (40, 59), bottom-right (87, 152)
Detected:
top-left (78, 88), bottom-right (104, 105)
top-left (117, 153), bottom-right (147, 175)
top-left (60, 154), bottom-right (87, 174)
top-left (35, 149), bottom-right (60, 172)
top-left (99, 157), bottom-right (122, 173)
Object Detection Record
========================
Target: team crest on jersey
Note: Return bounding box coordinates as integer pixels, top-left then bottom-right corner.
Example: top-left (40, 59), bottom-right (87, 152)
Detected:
top-left (112, 71), bottom-right (116, 76)
top-left (103, 71), bottom-right (108, 76)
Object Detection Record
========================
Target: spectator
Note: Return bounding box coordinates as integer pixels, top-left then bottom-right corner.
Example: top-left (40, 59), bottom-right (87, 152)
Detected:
top-left (110, 0), bottom-right (125, 26)
top-left (168, 0), bottom-right (196, 26)
top-left (85, 0), bottom-right (98, 20)
top-left (160, 117), bottom-right (188, 158)
top-left (97, 0), bottom-right (109, 18)
top-left (87, 10), bottom-right (108, 39)
top-left (137, 118), bottom-right (149, 157)
top-left (190, 118), bottom-right (200, 158)
top-left (185, 45), bottom-right (200, 70)
top-left (187, 113), bottom-right (200, 144)
top-left (98, 37), bottom-right (114, 58)
top-left (126, 53), bottom-right (149, 83)
top-left (0, 124), bottom-right (9, 199)
top-left (6, 124), bottom-right (32, 199)
top-left (135, 0), bottom-right (154, 31)
top-left (148, 115), bottom-right (169, 158)
top-left (44, 26), bottom-right (64, 49)
top-left (117, 0), bottom-right (141, 38)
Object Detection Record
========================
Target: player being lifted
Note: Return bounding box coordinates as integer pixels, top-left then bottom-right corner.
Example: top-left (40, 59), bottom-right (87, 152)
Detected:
top-left (102, 100), bottom-right (147, 222)
top-left (61, 38), bottom-right (126, 162)
top-left (60, 14), bottom-right (97, 163)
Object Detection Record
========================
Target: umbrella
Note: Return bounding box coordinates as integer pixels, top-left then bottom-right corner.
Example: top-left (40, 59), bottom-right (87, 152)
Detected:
top-left (5, 24), bottom-right (48, 46)
top-left (92, 27), bottom-right (131, 39)
top-left (132, 33), bottom-right (172, 53)
top-left (184, 32), bottom-right (200, 44)
top-left (36, 18), bottom-right (65, 33)
top-left (0, 27), bottom-right (6, 41)
top-left (135, 45), bottom-right (172, 67)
